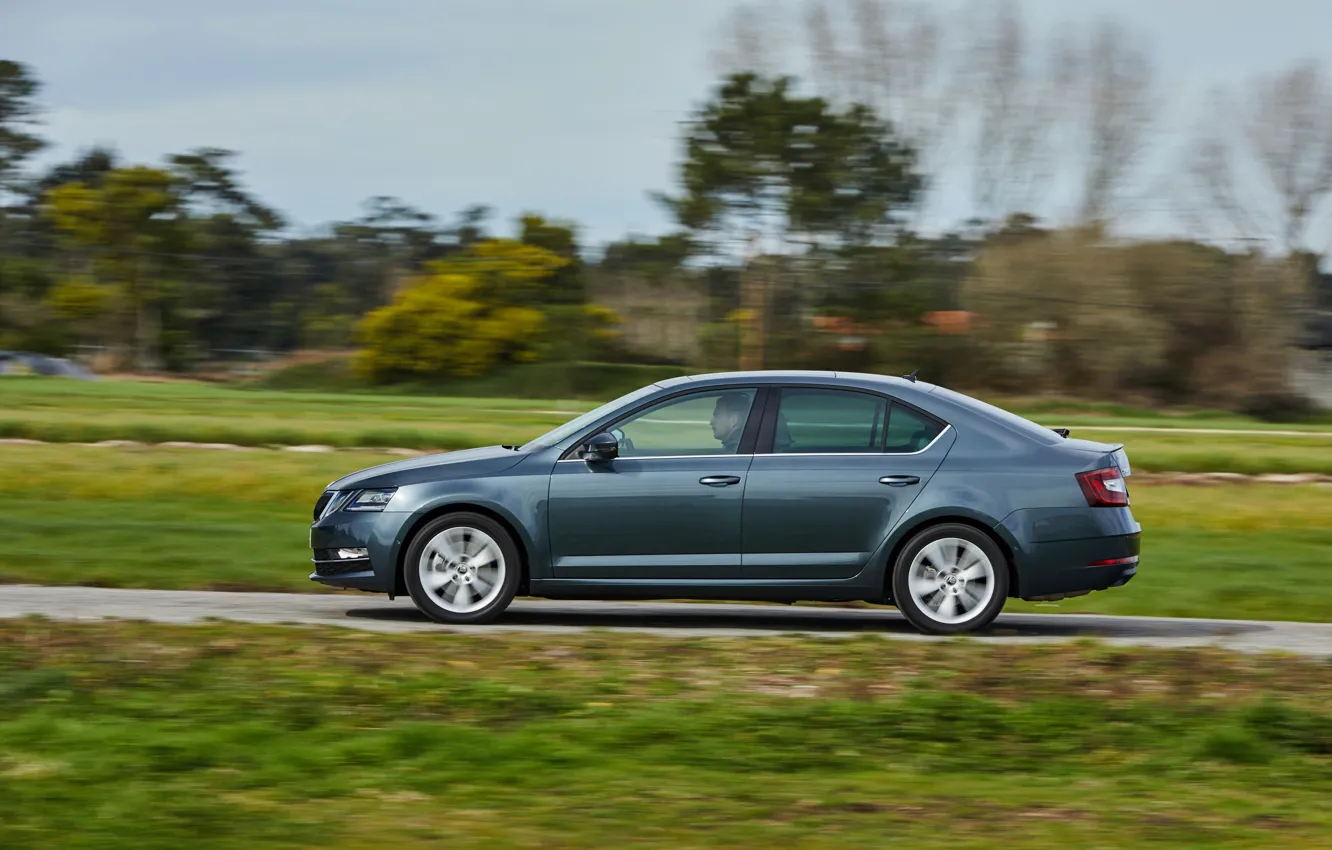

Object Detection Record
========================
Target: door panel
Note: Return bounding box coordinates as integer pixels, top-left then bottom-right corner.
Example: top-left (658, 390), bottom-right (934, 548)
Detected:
top-left (549, 456), bottom-right (753, 579)
top-left (742, 390), bottom-right (953, 579)
top-left (740, 452), bottom-right (947, 578)
top-left (547, 386), bottom-right (763, 580)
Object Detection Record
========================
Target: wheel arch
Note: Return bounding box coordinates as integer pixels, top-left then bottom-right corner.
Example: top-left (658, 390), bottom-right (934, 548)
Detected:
top-left (392, 502), bottom-right (531, 599)
top-left (880, 511), bottom-right (1021, 600)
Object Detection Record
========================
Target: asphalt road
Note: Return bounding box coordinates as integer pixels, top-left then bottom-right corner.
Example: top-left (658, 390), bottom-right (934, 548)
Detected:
top-left (2, 585), bottom-right (1329, 656)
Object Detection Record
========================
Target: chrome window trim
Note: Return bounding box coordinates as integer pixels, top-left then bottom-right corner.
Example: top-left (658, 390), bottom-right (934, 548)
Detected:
top-left (554, 424), bottom-right (951, 462)
top-left (556, 453), bottom-right (749, 463)
top-left (762, 424), bottom-right (952, 457)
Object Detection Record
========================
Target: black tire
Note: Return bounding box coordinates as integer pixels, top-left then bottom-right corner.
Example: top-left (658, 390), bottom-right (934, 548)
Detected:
top-left (891, 523), bottom-right (1010, 635)
top-left (404, 512), bottom-right (521, 625)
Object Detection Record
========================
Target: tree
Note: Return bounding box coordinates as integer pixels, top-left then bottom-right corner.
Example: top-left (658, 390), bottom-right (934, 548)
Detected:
top-left (168, 148), bottom-right (283, 231)
top-left (1185, 60), bottom-right (1332, 255)
top-left (1062, 19), bottom-right (1157, 225)
top-left (800, 0), bottom-right (964, 221)
top-left (709, 1), bottom-right (789, 79)
top-left (711, 2), bottom-right (964, 223)
top-left (958, 0), bottom-right (1062, 223)
top-left (161, 148), bottom-right (287, 353)
top-left (662, 72), bottom-right (922, 367)
top-left (352, 239), bottom-right (568, 382)
top-left (518, 213), bottom-right (584, 304)
top-left (44, 166), bottom-right (191, 370)
top-left (0, 60), bottom-right (46, 195)
top-left (667, 73), bottom-right (922, 253)
top-left (0, 61), bottom-right (49, 321)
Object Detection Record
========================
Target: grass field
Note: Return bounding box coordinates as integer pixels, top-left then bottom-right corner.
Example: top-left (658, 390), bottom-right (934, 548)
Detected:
top-left (2, 443), bottom-right (1331, 622)
top-left (3, 376), bottom-right (1332, 473)
top-left (2, 620), bottom-right (1330, 848)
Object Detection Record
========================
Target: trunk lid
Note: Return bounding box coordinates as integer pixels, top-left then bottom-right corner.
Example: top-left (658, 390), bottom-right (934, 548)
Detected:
top-left (1056, 435), bottom-right (1132, 477)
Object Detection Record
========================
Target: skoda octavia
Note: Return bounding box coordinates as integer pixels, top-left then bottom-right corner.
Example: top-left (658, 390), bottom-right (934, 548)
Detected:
top-left (309, 371), bottom-right (1140, 634)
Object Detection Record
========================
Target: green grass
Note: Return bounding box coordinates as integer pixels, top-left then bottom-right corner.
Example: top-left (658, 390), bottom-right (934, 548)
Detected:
top-left (250, 358), bottom-right (690, 398)
top-left (0, 376), bottom-right (577, 449)
top-left (1, 620), bottom-right (1331, 848)
top-left (4, 376), bottom-right (1332, 472)
top-left (1049, 428), bottom-right (1332, 476)
top-left (2, 444), bottom-right (1331, 621)
top-left (984, 394), bottom-right (1332, 430)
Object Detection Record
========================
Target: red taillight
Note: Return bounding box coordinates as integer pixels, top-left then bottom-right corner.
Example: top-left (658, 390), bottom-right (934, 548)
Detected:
top-left (1088, 556), bottom-right (1138, 567)
top-left (1076, 467), bottom-right (1130, 507)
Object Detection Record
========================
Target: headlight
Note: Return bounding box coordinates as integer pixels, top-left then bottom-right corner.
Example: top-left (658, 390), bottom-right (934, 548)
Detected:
top-left (346, 488), bottom-right (398, 511)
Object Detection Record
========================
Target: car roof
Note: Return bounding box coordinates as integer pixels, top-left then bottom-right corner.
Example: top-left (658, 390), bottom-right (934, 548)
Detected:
top-left (655, 370), bottom-right (938, 400)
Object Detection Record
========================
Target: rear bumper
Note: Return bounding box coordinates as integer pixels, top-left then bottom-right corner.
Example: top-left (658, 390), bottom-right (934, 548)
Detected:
top-left (998, 507), bottom-right (1142, 600)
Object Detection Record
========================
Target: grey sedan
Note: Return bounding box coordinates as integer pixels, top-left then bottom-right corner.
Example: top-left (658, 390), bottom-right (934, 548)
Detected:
top-left (309, 371), bottom-right (1140, 634)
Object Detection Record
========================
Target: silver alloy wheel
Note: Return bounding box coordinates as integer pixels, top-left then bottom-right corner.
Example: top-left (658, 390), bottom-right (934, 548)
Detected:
top-left (418, 526), bottom-right (506, 614)
top-left (906, 537), bottom-right (996, 625)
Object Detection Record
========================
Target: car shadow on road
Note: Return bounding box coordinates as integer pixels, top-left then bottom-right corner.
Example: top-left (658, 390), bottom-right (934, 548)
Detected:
top-left (343, 602), bottom-right (1269, 639)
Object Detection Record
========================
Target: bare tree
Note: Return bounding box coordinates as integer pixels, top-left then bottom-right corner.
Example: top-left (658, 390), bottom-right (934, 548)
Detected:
top-left (800, 0), bottom-right (965, 217)
top-left (1062, 19), bottom-right (1157, 225)
top-left (709, 1), bottom-right (790, 79)
top-left (958, 0), bottom-right (1062, 222)
top-left (709, 2), bottom-right (1163, 230)
top-left (1186, 61), bottom-right (1332, 255)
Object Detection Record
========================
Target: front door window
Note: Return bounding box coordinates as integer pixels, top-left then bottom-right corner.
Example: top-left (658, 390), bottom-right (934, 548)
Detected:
top-left (611, 389), bottom-right (758, 457)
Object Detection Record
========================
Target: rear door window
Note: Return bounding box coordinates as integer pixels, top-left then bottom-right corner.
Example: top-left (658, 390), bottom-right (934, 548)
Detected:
top-left (771, 388), bottom-right (887, 454)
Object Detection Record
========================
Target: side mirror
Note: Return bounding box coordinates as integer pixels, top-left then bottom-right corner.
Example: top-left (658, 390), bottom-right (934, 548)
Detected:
top-left (581, 432), bottom-right (619, 463)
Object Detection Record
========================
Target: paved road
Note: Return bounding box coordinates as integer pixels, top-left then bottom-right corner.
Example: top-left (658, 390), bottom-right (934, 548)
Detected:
top-left (2, 586), bottom-right (1329, 656)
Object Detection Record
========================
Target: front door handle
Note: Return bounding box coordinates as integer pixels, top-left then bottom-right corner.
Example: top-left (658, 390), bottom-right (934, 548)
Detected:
top-left (879, 475), bottom-right (920, 487)
top-left (700, 475), bottom-right (742, 487)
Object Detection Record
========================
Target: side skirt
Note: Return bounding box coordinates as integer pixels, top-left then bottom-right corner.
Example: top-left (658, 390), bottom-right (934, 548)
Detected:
top-left (529, 577), bottom-right (883, 604)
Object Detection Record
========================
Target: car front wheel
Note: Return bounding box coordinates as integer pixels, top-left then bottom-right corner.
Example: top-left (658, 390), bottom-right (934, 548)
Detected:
top-left (891, 523), bottom-right (1009, 635)
top-left (404, 512), bottom-right (520, 625)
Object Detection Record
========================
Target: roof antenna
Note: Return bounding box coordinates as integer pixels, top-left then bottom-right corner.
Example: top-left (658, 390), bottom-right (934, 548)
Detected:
top-left (903, 369), bottom-right (918, 383)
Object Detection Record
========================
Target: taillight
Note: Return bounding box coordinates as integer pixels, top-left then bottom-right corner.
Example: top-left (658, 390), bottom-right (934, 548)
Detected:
top-left (1076, 467), bottom-right (1129, 507)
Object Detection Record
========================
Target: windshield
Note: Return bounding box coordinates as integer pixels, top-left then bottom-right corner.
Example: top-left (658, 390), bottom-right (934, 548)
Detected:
top-left (519, 385), bottom-right (662, 452)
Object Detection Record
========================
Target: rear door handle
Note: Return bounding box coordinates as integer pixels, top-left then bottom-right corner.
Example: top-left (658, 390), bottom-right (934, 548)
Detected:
top-left (699, 475), bottom-right (742, 487)
top-left (879, 475), bottom-right (920, 487)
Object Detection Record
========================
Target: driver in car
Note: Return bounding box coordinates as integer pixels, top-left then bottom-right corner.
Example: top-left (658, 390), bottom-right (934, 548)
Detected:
top-left (710, 392), bottom-right (752, 454)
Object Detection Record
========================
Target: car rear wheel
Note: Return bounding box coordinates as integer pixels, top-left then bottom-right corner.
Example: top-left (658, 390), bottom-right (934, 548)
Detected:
top-left (891, 523), bottom-right (1009, 635)
top-left (404, 513), bottom-right (520, 625)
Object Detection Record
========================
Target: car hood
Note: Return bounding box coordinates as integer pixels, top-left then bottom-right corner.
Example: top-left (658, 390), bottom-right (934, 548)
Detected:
top-left (326, 445), bottom-right (527, 491)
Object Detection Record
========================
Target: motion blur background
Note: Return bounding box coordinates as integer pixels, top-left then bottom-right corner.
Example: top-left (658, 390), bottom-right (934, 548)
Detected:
top-left (3, 3), bottom-right (1332, 848)
top-left (2, 0), bottom-right (1331, 412)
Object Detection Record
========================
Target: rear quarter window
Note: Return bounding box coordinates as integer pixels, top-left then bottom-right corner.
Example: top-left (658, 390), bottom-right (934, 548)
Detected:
top-left (884, 404), bottom-right (945, 453)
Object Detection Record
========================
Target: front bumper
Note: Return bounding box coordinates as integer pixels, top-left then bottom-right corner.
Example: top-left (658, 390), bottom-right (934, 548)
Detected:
top-left (999, 506), bottom-right (1142, 600)
top-left (309, 508), bottom-right (406, 594)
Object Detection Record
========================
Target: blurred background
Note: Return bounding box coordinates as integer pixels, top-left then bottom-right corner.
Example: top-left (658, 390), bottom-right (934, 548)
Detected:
top-left (4, 4), bottom-right (1332, 847)
top-left (1, 0), bottom-right (1329, 416)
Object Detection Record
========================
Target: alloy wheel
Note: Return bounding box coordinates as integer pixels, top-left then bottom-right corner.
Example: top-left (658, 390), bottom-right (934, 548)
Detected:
top-left (418, 526), bottom-right (506, 614)
top-left (906, 537), bottom-right (996, 625)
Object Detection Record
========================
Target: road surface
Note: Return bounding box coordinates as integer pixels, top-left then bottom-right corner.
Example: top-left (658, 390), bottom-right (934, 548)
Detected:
top-left (1, 586), bottom-right (1329, 656)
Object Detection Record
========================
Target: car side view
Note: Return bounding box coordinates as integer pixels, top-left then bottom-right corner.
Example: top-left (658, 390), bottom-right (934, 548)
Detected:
top-left (309, 371), bottom-right (1140, 634)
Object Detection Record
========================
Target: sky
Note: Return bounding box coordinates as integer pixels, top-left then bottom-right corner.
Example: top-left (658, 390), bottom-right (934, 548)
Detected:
top-left (4, 0), bottom-right (1332, 249)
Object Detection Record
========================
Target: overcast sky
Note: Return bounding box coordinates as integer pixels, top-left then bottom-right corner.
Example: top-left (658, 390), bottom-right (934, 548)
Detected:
top-left (4, 0), bottom-right (1332, 248)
